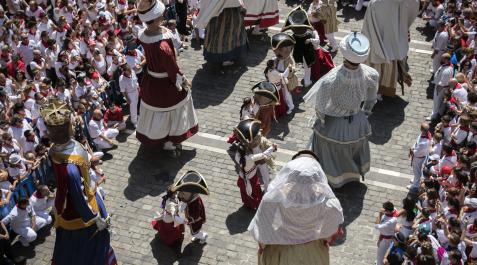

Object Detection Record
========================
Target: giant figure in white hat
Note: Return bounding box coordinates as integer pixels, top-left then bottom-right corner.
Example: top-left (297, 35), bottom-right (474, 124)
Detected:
top-left (303, 32), bottom-right (379, 188)
top-left (135, 0), bottom-right (198, 157)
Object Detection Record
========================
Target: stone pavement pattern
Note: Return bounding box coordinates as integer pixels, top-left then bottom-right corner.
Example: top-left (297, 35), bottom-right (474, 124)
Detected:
top-left (26, 1), bottom-right (436, 264)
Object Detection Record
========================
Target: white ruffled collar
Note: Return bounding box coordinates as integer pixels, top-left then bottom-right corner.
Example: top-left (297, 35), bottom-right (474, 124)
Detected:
top-left (138, 27), bottom-right (173, 44)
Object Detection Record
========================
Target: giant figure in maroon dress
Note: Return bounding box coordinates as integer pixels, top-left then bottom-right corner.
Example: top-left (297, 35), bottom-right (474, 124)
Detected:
top-left (40, 100), bottom-right (116, 265)
top-left (136, 0), bottom-right (198, 156)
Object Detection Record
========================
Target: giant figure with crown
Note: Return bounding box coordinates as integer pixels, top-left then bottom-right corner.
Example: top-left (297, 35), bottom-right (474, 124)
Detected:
top-left (40, 100), bottom-right (117, 265)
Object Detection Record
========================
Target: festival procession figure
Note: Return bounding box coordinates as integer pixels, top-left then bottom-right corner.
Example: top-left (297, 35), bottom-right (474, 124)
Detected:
top-left (40, 99), bottom-right (117, 265)
top-left (308, 0), bottom-right (340, 52)
top-left (233, 119), bottom-right (277, 209)
top-left (196, 0), bottom-right (247, 66)
top-left (310, 42), bottom-right (335, 83)
top-left (361, 0), bottom-right (420, 99)
top-left (136, 0), bottom-right (198, 158)
top-left (226, 97), bottom-right (259, 145)
top-left (243, 0), bottom-right (279, 35)
top-left (264, 59), bottom-right (294, 117)
top-left (252, 81), bottom-right (280, 137)
top-left (271, 32), bottom-right (300, 95)
top-left (151, 186), bottom-right (186, 253)
top-left (171, 170), bottom-right (209, 244)
top-left (303, 32), bottom-right (379, 188)
top-left (281, 6), bottom-right (320, 88)
top-left (248, 150), bottom-right (344, 265)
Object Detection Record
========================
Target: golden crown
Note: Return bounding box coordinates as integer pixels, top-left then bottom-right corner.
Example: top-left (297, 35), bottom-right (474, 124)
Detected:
top-left (40, 99), bottom-right (71, 126)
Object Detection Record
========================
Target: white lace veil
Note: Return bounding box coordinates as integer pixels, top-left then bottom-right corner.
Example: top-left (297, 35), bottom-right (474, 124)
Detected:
top-left (247, 156), bottom-right (344, 245)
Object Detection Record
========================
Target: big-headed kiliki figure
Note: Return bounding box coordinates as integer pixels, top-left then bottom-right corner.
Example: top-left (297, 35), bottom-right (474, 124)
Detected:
top-left (136, 0), bottom-right (198, 157)
top-left (304, 32), bottom-right (379, 188)
top-left (40, 99), bottom-right (116, 265)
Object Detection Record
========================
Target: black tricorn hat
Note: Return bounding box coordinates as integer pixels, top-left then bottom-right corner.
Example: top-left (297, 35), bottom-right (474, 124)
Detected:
top-left (282, 6), bottom-right (313, 32)
top-left (171, 170), bottom-right (209, 195)
top-left (252, 81), bottom-right (279, 104)
top-left (271, 33), bottom-right (296, 50)
top-left (234, 118), bottom-right (262, 144)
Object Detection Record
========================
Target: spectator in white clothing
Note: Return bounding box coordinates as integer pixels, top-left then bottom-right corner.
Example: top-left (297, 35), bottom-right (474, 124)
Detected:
top-left (20, 130), bottom-right (38, 155)
top-left (29, 185), bottom-right (54, 226)
top-left (1, 198), bottom-right (47, 247)
top-left (88, 109), bottom-right (119, 150)
top-left (119, 64), bottom-right (139, 126)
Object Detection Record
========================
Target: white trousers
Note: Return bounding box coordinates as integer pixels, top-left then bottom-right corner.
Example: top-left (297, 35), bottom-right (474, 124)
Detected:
top-left (431, 86), bottom-right (446, 119)
top-left (36, 211), bottom-right (52, 225)
top-left (376, 238), bottom-right (393, 265)
top-left (93, 128), bottom-right (119, 150)
top-left (432, 52), bottom-right (444, 74)
top-left (127, 92), bottom-right (139, 124)
top-left (15, 217), bottom-right (48, 245)
top-left (325, 33), bottom-right (339, 50)
top-left (411, 156), bottom-right (426, 188)
top-left (283, 88), bottom-right (294, 111)
top-left (303, 60), bottom-right (312, 87)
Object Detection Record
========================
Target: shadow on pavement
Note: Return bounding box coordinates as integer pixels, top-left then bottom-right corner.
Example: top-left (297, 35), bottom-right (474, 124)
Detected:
top-left (150, 233), bottom-right (205, 265)
top-left (12, 223), bottom-right (53, 263)
top-left (191, 64), bottom-right (248, 109)
top-left (416, 24), bottom-right (436, 42)
top-left (368, 96), bottom-right (408, 145)
top-left (338, 5), bottom-right (365, 23)
top-left (331, 182), bottom-right (367, 246)
top-left (225, 206), bottom-right (256, 235)
top-left (246, 34), bottom-right (272, 67)
top-left (124, 146), bottom-right (197, 201)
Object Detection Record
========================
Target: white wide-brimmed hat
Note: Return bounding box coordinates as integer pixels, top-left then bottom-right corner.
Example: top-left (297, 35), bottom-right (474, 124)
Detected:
top-left (339, 32), bottom-right (370, 64)
top-left (137, 0), bottom-right (165, 23)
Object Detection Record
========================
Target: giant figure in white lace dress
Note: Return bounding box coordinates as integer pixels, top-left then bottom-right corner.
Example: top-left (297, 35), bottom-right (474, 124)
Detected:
top-left (304, 32), bottom-right (379, 188)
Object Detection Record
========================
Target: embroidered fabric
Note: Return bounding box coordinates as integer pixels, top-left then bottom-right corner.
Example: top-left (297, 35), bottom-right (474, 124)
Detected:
top-left (248, 157), bottom-right (344, 245)
top-left (303, 64), bottom-right (379, 118)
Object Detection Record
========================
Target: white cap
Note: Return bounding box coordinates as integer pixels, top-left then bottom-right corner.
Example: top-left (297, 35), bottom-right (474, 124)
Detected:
top-left (465, 197), bottom-right (477, 208)
top-left (339, 32), bottom-right (370, 64)
top-left (96, 1), bottom-right (105, 10)
top-left (8, 154), bottom-right (21, 165)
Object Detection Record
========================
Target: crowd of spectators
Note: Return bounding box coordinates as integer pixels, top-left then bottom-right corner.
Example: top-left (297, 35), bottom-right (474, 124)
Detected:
top-left (375, 1), bottom-right (477, 265)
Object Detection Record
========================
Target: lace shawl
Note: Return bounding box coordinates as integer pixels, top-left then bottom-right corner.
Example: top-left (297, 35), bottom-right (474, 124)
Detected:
top-left (303, 64), bottom-right (379, 117)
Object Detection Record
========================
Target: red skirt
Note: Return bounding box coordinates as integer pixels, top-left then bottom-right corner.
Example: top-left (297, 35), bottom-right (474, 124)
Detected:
top-left (151, 219), bottom-right (185, 246)
top-left (237, 174), bottom-right (263, 210)
top-left (274, 89), bottom-right (288, 118)
top-left (312, 22), bottom-right (327, 46)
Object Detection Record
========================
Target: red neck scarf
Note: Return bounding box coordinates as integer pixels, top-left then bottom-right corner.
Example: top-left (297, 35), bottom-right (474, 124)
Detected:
top-left (33, 190), bottom-right (45, 199)
top-left (422, 131), bottom-right (432, 139)
top-left (385, 209), bottom-right (398, 218)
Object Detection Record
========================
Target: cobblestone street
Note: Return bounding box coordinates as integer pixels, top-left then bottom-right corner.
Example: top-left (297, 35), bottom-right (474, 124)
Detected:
top-left (27, 2), bottom-right (436, 264)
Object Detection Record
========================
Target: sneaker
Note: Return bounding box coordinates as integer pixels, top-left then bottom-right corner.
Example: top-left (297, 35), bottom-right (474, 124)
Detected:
top-left (199, 233), bottom-right (208, 244)
top-left (222, 60), bottom-right (234, 66)
top-left (251, 26), bottom-right (262, 35)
